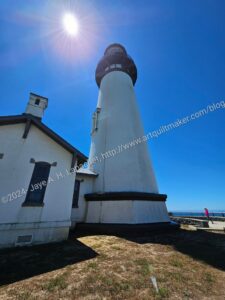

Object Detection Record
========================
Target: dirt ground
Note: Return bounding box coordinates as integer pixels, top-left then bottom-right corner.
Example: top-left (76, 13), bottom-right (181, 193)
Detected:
top-left (0, 226), bottom-right (225, 300)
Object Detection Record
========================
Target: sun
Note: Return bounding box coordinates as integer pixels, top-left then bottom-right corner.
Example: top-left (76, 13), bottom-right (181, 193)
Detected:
top-left (62, 13), bottom-right (79, 37)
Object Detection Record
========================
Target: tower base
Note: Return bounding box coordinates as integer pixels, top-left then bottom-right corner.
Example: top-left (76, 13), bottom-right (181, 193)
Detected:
top-left (84, 192), bottom-right (170, 224)
top-left (74, 222), bottom-right (179, 237)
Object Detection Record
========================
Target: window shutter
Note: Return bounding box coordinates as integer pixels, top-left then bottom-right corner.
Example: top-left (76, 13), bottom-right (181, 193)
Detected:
top-left (24, 162), bottom-right (51, 206)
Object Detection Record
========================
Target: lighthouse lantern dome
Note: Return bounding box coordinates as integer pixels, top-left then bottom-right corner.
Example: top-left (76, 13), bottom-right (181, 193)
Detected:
top-left (95, 43), bottom-right (137, 87)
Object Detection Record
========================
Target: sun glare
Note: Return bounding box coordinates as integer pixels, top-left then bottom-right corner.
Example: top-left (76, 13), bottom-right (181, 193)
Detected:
top-left (62, 13), bottom-right (79, 36)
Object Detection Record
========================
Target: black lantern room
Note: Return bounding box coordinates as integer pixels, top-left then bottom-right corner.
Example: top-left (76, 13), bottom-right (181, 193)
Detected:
top-left (95, 43), bottom-right (137, 87)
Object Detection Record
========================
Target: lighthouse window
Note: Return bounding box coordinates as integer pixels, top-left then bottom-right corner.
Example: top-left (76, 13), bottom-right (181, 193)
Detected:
top-left (35, 99), bottom-right (40, 105)
top-left (116, 64), bottom-right (122, 68)
top-left (91, 107), bottom-right (101, 134)
top-left (91, 111), bottom-right (97, 134)
top-left (110, 64), bottom-right (116, 69)
top-left (107, 47), bottom-right (123, 55)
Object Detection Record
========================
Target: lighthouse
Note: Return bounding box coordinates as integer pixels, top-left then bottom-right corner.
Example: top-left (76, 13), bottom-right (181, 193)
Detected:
top-left (84, 43), bottom-right (170, 224)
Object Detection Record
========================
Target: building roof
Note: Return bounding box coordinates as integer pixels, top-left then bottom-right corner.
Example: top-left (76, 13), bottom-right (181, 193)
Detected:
top-left (76, 168), bottom-right (98, 177)
top-left (30, 92), bottom-right (48, 101)
top-left (104, 43), bottom-right (127, 55)
top-left (0, 114), bottom-right (87, 164)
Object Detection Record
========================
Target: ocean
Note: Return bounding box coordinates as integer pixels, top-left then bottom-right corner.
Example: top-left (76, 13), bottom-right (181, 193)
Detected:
top-left (170, 211), bottom-right (225, 217)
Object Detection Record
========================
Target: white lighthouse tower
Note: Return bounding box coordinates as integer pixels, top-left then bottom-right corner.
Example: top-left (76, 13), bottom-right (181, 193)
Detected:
top-left (85, 43), bottom-right (170, 224)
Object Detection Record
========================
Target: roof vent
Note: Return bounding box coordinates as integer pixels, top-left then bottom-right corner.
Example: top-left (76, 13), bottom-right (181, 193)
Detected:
top-left (16, 235), bottom-right (33, 246)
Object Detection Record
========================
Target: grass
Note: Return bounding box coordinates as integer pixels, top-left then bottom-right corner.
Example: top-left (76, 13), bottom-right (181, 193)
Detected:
top-left (135, 258), bottom-right (153, 276)
top-left (157, 287), bottom-right (169, 299)
top-left (203, 272), bottom-right (215, 284)
top-left (170, 258), bottom-right (183, 268)
top-left (42, 273), bottom-right (68, 292)
top-left (0, 226), bottom-right (225, 299)
top-left (87, 261), bottom-right (98, 269)
top-left (6, 290), bottom-right (37, 300)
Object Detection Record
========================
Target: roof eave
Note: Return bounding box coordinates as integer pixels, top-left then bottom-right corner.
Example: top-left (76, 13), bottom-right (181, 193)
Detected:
top-left (0, 114), bottom-right (88, 163)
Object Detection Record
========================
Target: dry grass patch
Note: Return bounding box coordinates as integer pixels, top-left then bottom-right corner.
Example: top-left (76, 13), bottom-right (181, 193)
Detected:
top-left (0, 228), bottom-right (225, 299)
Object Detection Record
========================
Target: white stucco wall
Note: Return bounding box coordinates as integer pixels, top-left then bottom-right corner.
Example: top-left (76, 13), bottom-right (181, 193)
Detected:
top-left (86, 70), bottom-right (169, 224)
top-left (25, 94), bottom-right (48, 119)
top-left (71, 174), bottom-right (95, 226)
top-left (0, 123), bottom-right (76, 248)
top-left (85, 200), bottom-right (170, 224)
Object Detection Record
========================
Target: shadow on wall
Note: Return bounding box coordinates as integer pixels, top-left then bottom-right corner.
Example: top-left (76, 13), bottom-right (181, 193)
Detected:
top-left (74, 223), bottom-right (225, 272)
top-left (0, 238), bottom-right (98, 286)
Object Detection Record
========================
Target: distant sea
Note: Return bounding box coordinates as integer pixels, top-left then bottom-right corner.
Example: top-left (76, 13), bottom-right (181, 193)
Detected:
top-left (170, 211), bottom-right (225, 217)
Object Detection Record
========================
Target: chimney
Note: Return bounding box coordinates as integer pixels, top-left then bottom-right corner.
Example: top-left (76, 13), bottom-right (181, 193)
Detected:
top-left (25, 93), bottom-right (48, 120)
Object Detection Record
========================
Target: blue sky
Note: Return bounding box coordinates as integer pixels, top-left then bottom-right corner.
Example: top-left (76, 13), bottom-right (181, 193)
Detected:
top-left (1, 0), bottom-right (225, 211)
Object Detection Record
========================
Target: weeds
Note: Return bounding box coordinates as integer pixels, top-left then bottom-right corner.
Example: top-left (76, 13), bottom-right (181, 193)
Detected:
top-left (43, 273), bottom-right (68, 292)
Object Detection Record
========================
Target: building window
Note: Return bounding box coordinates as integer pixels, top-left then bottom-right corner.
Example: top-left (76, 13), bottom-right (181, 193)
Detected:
top-left (91, 107), bottom-right (101, 135)
top-left (35, 98), bottom-right (40, 105)
top-left (72, 180), bottom-right (80, 208)
top-left (110, 64), bottom-right (116, 69)
top-left (23, 162), bottom-right (51, 206)
top-left (106, 46), bottom-right (124, 56)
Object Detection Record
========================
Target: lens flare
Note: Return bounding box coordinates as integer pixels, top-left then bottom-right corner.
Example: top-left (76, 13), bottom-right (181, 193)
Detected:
top-left (62, 13), bottom-right (79, 36)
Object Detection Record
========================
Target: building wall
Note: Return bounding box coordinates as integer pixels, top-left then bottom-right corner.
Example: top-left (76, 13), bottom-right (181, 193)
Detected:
top-left (86, 71), bottom-right (169, 224)
top-left (85, 200), bottom-right (170, 224)
top-left (71, 175), bottom-right (95, 227)
top-left (88, 71), bottom-right (159, 194)
top-left (0, 123), bottom-right (76, 248)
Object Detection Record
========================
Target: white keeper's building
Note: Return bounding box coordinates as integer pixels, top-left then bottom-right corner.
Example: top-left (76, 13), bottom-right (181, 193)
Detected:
top-left (0, 43), bottom-right (170, 249)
